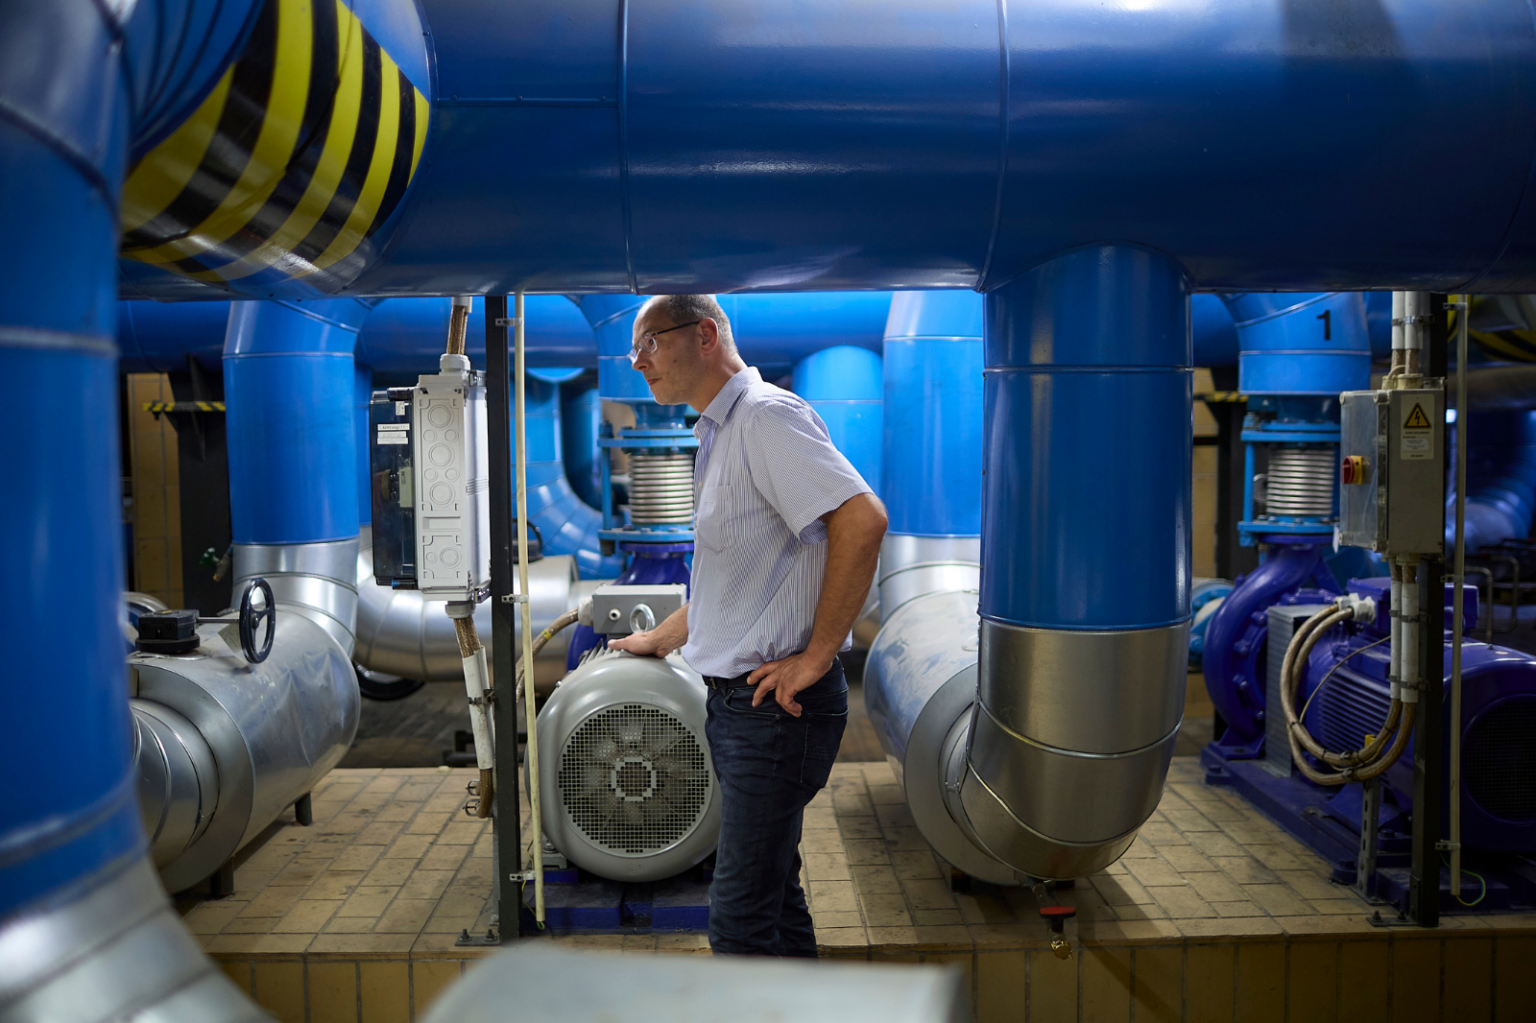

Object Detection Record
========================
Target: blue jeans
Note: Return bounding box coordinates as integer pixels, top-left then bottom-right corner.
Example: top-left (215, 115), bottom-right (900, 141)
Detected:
top-left (704, 659), bottom-right (848, 956)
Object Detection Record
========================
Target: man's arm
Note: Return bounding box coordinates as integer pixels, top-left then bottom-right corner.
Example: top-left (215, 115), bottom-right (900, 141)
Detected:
top-left (749, 492), bottom-right (887, 716)
top-left (608, 603), bottom-right (689, 658)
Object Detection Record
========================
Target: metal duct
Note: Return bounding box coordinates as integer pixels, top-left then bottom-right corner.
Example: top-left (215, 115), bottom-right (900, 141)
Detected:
top-left (536, 650), bottom-right (720, 882)
top-left (355, 525), bottom-right (592, 686)
top-left (130, 612), bottom-right (359, 892)
top-left (960, 246), bottom-right (1191, 880)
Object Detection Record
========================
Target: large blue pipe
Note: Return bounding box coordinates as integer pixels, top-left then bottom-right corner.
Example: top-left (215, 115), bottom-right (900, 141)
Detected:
top-left (224, 301), bottom-right (365, 545)
top-left (1452, 409), bottom-right (1536, 554)
top-left (357, 296), bottom-right (597, 373)
top-left (961, 245), bottom-right (1190, 877)
top-left (113, 0), bottom-right (1536, 300)
top-left (881, 292), bottom-right (983, 538)
top-left (563, 383), bottom-right (604, 508)
top-left (524, 378), bottom-right (626, 578)
top-left (792, 346), bottom-right (883, 495)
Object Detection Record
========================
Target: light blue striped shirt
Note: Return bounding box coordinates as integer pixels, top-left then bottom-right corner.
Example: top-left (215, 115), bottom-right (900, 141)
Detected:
top-left (683, 367), bottom-right (872, 678)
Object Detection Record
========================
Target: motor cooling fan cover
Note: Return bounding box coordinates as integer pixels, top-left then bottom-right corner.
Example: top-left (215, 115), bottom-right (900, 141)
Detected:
top-left (536, 651), bottom-right (720, 882)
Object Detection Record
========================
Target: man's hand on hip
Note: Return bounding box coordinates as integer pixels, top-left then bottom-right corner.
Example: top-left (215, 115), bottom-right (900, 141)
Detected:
top-left (749, 650), bottom-right (834, 718)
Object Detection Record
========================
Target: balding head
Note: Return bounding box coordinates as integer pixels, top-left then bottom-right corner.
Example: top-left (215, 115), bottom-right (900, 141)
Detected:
top-left (632, 294), bottom-right (746, 409)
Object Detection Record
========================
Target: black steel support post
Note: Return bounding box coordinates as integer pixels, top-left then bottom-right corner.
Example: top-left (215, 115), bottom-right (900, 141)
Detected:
top-left (1408, 294), bottom-right (1449, 928)
top-left (485, 296), bottom-right (525, 939)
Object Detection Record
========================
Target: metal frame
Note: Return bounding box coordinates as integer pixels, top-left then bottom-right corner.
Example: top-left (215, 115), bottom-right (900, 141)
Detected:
top-left (1408, 293), bottom-right (1449, 930)
top-left (485, 296), bottom-right (526, 940)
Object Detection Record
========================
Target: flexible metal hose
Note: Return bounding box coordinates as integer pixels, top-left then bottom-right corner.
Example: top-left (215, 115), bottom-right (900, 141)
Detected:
top-left (516, 609), bottom-right (581, 702)
top-left (1280, 601), bottom-right (1415, 785)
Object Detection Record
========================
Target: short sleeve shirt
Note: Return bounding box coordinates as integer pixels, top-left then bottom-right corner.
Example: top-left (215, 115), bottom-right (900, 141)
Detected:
top-left (681, 368), bottom-right (872, 677)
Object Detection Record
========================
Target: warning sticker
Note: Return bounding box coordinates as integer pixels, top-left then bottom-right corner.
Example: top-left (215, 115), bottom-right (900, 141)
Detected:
top-left (1400, 400), bottom-right (1433, 461)
top-left (377, 423), bottom-right (409, 445)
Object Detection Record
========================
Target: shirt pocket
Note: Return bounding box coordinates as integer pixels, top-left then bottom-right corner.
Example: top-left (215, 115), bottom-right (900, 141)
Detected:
top-left (696, 484), bottom-right (735, 552)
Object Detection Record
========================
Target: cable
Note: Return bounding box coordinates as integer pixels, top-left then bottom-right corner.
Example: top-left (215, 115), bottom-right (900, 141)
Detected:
top-left (1443, 854), bottom-right (1486, 907)
top-left (514, 608), bottom-right (580, 702)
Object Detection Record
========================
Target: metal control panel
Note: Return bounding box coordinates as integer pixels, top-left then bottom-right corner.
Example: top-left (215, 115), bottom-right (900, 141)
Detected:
top-left (369, 387), bottom-right (417, 588)
top-left (1339, 387), bottom-right (1443, 555)
top-left (590, 584), bottom-right (688, 636)
top-left (412, 357), bottom-right (491, 598)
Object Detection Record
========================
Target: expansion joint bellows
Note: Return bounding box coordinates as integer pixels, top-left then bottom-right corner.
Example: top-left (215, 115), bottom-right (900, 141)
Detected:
top-left (1265, 447), bottom-right (1336, 518)
top-left (627, 452), bottom-right (696, 525)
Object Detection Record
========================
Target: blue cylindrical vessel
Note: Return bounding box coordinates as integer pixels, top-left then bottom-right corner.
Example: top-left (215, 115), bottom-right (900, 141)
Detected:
top-left (793, 345), bottom-right (883, 495)
top-left (1225, 293), bottom-right (1372, 396)
top-left (882, 291), bottom-right (984, 537)
top-left (224, 300), bottom-right (367, 545)
top-left (721, 293), bottom-right (892, 370)
top-left (983, 248), bottom-right (1192, 630)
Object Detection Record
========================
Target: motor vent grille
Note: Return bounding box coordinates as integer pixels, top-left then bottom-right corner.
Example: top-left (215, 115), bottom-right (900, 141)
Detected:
top-left (1464, 697), bottom-right (1536, 823)
top-left (558, 703), bottom-right (711, 855)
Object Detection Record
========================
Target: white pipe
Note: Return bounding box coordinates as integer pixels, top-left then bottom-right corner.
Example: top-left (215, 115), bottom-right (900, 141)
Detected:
top-left (1389, 571), bottom-right (1402, 699)
top-left (1399, 562), bottom-right (1420, 704)
top-left (1451, 294), bottom-right (1470, 895)
top-left (1391, 291), bottom-right (1407, 352)
top-left (463, 639), bottom-right (495, 770)
top-left (514, 291), bottom-right (546, 925)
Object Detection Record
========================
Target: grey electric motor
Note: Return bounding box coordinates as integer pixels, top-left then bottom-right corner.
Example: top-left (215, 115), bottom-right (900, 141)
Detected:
top-left (536, 649), bottom-right (720, 882)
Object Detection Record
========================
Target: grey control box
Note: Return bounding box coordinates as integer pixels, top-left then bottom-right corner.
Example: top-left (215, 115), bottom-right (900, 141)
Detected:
top-left (1339, 387), bottom-right (1444, 555)
top-left (590, 584), bottom-right (687, 636)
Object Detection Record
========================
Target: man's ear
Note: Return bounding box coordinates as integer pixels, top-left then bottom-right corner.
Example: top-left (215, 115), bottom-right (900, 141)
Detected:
top-left (697, 317), bottom-right (720, 353)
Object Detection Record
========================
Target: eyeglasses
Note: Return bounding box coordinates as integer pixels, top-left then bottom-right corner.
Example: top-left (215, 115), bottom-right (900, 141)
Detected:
top-left (628, 320), bottom-right (700, 364)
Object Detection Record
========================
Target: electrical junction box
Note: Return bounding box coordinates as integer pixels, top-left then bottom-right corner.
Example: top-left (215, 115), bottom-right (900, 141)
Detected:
top-left (1339, 387), bottom-right (1444, 556)
top-left (589, 584), bottom-right (687, 636)
top-left (370, 387), bottom-right (418, 588)
top-left (413, 355), bottom-right (490, 599)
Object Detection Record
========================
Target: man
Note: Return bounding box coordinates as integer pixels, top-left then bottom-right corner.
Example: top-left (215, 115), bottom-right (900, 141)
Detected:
top-left (609, 295), bottom-right (887, 957)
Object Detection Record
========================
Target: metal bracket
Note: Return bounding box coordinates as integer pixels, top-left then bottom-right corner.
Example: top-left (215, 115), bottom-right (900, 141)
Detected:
top-left (500, 593), bottom-right (530, 604)
top-left (1435, 840), bottom-right (1462, 852)
top-left (493, 317), bottom-right (522, 327)
top-left (507, 870), bottom-right (537, 883)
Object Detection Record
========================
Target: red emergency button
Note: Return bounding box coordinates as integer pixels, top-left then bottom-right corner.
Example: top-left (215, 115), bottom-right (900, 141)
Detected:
top-left (1341, 455), bottom-right (1368, 485)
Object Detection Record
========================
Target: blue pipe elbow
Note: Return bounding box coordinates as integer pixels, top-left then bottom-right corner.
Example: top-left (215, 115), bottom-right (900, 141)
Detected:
top-left (793, 345), bottom-right (883, 495)
top-left (1191, 294), bottom-right (1238, 368)
top-left (563, 384), bottom-right (605, 508)
top-left (1224, 293), bottom-right (1372, 396)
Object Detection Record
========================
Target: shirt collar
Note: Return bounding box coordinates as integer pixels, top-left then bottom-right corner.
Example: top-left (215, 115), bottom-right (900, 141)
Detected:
top-left (697, 367), bottom-right (760, 429)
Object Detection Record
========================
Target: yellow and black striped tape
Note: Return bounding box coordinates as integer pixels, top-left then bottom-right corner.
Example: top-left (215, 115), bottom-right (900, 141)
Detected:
top-left (1467, 328), bottom-right (1536, 364)
top-left (1196, 391), bottom-right (1246, 404)
top-left (119, 0), bottom-right (428, 288)
top-left (144, 402), bottom-right (226, 413)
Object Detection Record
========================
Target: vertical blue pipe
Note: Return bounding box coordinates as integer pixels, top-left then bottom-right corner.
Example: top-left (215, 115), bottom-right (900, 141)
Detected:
top-left (0, 3), bottom-right (142, 920)
top-left (356, 362), bottom-right (374, 528)
top-left (224, 301), bottom-right (367, 545)
top-left (793, 345), bottom-right (883, 495)
top-left (563, 383), bottom-right (604, 508)
top-left (524, 378), bottom-right (626, 578)
top-left (982, 247), bottom-right (1191, 630)
top-left (883, 291), bottom-right (984, 537)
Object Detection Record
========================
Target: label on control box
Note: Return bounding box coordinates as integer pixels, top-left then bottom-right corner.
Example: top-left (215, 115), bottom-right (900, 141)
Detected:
top-left (1400, 400), bottom-right (1433, 460)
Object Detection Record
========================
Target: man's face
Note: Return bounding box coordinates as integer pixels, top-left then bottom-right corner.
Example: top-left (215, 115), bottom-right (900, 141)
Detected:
top-left (631, 308), bottom-right (700, 407)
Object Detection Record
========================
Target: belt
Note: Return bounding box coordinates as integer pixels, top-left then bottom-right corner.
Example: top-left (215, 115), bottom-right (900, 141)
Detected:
top-left (702, 672), bottom-right (753, 691)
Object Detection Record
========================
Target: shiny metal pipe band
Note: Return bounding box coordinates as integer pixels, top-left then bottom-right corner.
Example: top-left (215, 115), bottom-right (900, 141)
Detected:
top-left (977, 618), bottom-right (1187, 755)
top-left (0, 855), bottom-right (266, 1021)
top-left (966, 701), bottom-right (1179, 846)
top-left (234, 538), bottom-right (359, 655)
top-left (877, 534), bottom-right (980, 617)
top-left (957, 764), bottom-right (1140, 881)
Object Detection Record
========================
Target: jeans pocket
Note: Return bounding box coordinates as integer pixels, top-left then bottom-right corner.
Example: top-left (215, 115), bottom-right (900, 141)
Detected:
top-left (721, 686), bottom-right (783, 719)
top-left (799, 706), bottom-right (847, 790)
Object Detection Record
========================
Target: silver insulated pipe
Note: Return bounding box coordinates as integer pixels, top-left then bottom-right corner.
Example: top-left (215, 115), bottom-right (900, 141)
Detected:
top-left (130, 608), bottom-right (359, 892)
top-left (354, 525), bottom-right (594, 687)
